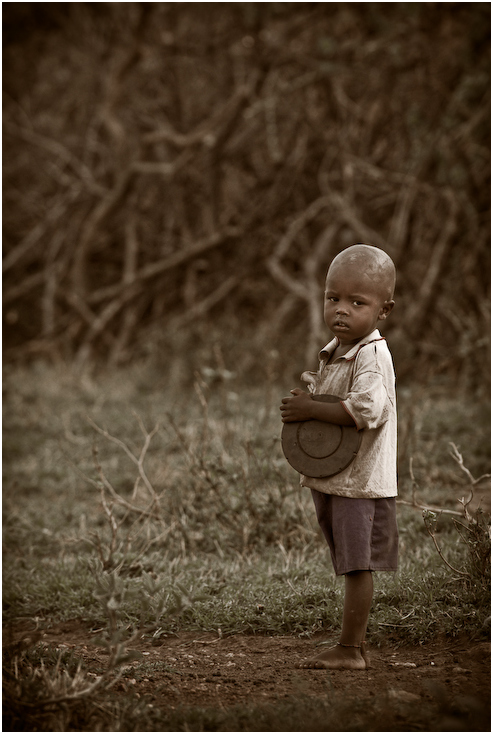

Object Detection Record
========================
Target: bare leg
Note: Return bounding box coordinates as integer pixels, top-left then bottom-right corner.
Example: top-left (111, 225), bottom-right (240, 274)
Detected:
top-left (340, 570), bottom-right (373, 644)
top-left (298, 571), bottom-right (373, 670)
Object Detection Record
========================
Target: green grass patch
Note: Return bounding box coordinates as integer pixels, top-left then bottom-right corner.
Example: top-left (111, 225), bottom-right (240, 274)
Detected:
top-left (3, 361), bottom-right (490, 730)
top-left (3, 362), bottom-right (490, 639)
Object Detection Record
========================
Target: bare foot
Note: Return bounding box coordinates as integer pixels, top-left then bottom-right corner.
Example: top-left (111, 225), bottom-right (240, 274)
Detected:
top-left (297, 643), bottom-right (367, 670)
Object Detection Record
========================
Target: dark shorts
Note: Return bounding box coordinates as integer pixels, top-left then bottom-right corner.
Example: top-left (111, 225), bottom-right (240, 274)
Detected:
top-left (311, 490), bottom-right (399, 576)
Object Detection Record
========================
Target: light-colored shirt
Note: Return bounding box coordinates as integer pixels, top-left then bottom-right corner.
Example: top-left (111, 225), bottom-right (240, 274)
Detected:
top-left (299, 329), bottom-right (397, 499)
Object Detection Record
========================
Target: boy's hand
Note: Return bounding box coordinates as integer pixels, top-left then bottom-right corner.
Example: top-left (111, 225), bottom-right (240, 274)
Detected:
top-left (280, 389), bottom-right (357, 427)
top-left (280, 388), bottom-right (314, 423)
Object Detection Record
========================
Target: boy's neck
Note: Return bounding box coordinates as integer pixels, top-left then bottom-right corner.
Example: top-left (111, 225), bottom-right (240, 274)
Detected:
top-left (327, 342), bottom-right (352, 363)
top-left (329, 330), bottom-right (379, 362)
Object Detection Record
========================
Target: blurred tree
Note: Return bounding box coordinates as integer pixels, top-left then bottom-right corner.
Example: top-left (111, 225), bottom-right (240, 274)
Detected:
top-left (2, 2), bottom-right (490, 390)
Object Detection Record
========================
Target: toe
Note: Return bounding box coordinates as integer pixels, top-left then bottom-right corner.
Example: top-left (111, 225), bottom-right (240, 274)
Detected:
top-left (296, 658), bottom-right (317, 669)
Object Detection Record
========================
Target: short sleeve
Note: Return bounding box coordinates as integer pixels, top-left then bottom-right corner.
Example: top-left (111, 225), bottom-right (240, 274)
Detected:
top-left (341, 343), bottom-right (395, 430)
top-left (342, 369), bottom-right (392, 430)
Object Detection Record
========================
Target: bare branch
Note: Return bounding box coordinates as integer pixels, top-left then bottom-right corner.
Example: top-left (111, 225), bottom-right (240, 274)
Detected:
top-left (169, 275), bottom-right (238, 329)
top-left (3, 198), bottom-right (73, 273)
top-left (109, 213), bottom-right (141, 365)
top-left (131, 149), bottom-right (192, 176)
top-left (88, 226), bottom-right (242, 305)
top-left (143, 75), bottom-right (256, 148)
top-left (423, 512), bottom-right (471, 577)
top-left (3, 272), bottom-right (44, 305)
top-left (71, 168), bottom-right (135, 298)
top-left (86, 414), bottom-right (161, 505)
top-left (449, 442), bottom-right (491, 487)
top-left (265, 258), bottom-right (309, 301)
top-left (404, 191), bottom-right (459, 336)
top-left (396, 498), bottom-right (465, 518)
top-left (4, 125), bottom-right (106, 196)
top-left (397, 457), bottom-right (467, 518)
top-left (324, 191), bottom-right (389, 249)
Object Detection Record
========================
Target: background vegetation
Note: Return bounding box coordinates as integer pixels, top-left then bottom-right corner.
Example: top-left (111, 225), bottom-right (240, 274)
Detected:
top-left (3, 2), bottom-right (490, 390)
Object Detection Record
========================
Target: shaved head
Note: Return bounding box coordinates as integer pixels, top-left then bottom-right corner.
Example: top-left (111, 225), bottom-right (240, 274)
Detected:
top-left (328, 245), bottom-right (396, 301)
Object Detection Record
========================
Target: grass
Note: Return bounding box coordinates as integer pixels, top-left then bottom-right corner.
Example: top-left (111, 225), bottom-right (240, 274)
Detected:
top-left (2, 359), bottom-right (490, 730)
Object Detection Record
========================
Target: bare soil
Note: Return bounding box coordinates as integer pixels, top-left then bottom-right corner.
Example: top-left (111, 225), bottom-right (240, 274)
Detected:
top-left (5, 619), bottom-right (491, 731)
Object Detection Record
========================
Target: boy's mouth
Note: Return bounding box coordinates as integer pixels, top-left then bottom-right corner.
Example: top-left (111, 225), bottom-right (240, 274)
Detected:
top-left (333, 321), bottom-right (349, 329)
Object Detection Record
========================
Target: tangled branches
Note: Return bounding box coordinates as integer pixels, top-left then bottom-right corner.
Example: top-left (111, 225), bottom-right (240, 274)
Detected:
top-left (3, 4), bottom-right (490, 387)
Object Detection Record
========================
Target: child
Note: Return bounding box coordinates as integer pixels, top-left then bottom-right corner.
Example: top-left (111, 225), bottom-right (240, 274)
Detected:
top-left (280, 244), bottom-right (398, 670)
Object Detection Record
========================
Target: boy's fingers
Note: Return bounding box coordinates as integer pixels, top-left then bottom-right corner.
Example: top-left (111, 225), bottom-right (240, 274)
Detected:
top-left (280, 389), bottom-right (305, 413)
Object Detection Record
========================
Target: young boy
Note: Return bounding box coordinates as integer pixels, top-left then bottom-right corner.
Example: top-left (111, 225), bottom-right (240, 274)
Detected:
top-left (280, 244), bottom-right (398, 670)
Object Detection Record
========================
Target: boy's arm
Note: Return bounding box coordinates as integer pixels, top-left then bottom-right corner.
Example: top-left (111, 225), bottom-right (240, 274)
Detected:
top-left (280, 388), bottom-right (356, 426)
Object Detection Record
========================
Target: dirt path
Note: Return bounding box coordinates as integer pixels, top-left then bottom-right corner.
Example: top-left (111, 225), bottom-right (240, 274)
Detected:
top-left (5, 620), bottom-right (491, 731)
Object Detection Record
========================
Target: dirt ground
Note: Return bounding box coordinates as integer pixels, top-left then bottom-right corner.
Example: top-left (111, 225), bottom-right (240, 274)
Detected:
top-left (5, 620), bottom-right (491, 731)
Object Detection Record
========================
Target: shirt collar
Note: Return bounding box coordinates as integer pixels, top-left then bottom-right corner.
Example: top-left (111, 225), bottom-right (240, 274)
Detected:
top-left (319, 329), bottom-right (384, 362)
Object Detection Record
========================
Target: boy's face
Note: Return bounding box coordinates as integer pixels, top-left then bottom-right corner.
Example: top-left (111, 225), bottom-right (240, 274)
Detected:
top-left (324, 263), bottom-right (394, 346)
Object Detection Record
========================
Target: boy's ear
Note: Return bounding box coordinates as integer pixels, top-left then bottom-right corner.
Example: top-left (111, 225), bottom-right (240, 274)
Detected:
top-left (379, 300), bottom-right (395, 320)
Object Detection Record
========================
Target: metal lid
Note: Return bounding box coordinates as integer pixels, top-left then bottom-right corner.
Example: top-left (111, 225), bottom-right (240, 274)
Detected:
top-left (281, 394), bottom-right (362, 478)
